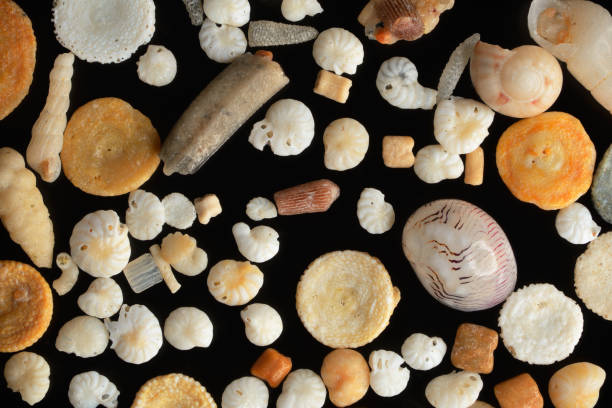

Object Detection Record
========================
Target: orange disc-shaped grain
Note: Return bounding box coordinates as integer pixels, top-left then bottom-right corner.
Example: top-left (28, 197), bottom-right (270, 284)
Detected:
top-left (0, 0), bottom-right (36, 120)
top-left (496, 112), bottom-right (595, 210)
top-left (131, 373), bottom-right (217, 408)
top-left (0, 260), bottom-right (53, 352)
top-left (61, 97), bottom-right (160, 196)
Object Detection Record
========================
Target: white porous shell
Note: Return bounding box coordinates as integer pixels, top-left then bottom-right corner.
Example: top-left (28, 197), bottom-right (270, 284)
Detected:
top-left (249, 99), bottom-right (315, 156)
top-left (555, 202), bottom-right (601, 244)
top-left (162, 192), bottom-right (196, 229)
top-left (402, 199), bottom-right (517, 311)
top-left (137, 45), bottom-right (177, 87)
top-left (413, 145), bottom-right (464, 184)
top-left (207, 260), bottom-right (264, 306)
top-left (78, 278), bottom-right (123, 318)
top-left (357, 187), bottom-right (395, 234)
top-left (246, 197), bottom-right (277, 221)
top-left (52, 0), bottom-right (156, 64)
top-left (401, 333), bottom-right (447, 370)
top-left (53, 252), bottom-right (79, 296)
top-left (425, 371), bottom-right (483, 408)
top-left (323, 118), bottom-right (369, 171)
top-left (221, 376), bottom-right (268, 408)
top-left (377, 57), bottom-right (437, 110)
top-left (68, 371), bottom-right (120, 408)
top-left (203, 0), bottom-right (250, 27)
top-left (104, 304), bottom-right (163, 364)
top-left (56, 316), bottom-right (109, 358)
top-left (277, 369), bottom-right (327, 408)
top-left (70, 210), bottom-right (131, 278)
top-left (240, 303), bottom-right (283, 346)
top-left (232, 222), bottom-right (279, 263)
top-left (4, 352), bottom-right (50, 406)
top-left (172, 247), bottom-right (209, 276)
top-left (368, 350), bottom-right (410, 397)
top-left (126, 190), bottom-right (165, 241)
top-left (164, 307), bottom-right (213, 350)
top-left (281, 0), bottom-right (323, 22)
top-left (199, 18), bottom-right (247, 64)
top-left (313, 28), bottom-right (364, 75)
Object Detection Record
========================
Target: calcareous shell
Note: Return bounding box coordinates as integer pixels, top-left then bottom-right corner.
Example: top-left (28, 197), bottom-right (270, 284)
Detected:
top-left (376, 56), bottom-right (437, 110)
top-left (548, 362), bottom-right (606, 408)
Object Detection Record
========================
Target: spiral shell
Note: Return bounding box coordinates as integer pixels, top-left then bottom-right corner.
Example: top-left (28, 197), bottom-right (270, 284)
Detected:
top-left (277, 369), bottom-right (327, 408)
top-left (56, 316), bottom-right (109, 358)
top-left (425, 371), bottom-right (483, 408)
top-left (199, 18), bottom-right (247, 64)
top-left (376, 56), bottom-right (437, 109)
top-left (323, 118), bottom-right (369, 171)
top-left (207, 259), bottom-right (264, 306)
top-left (470, 41), bottom-right (563, 118)
top-left (240, 303), bottom-right (283, 346)
top-left (126, 190), bottom-right (165, 241)
top-left (313, 28), bottom-right (364, 75)
top-left (232, 222), bottom-right (279, 263)
top-left (68, 371), bottom-right (120, 408)
top-left (401, 333), bottom-right (447, 370)
top-left (78, 278), bottom-right (123, 318)
top-left (4, 352), bottom-right (50, 406)
top-left (357, 187), bottom-right (395, 234)
top-left (555, 202), bottom-right (600, 245)
top-left (413, 145), bottom-right (464, 184)
top-left (202, 0), bottom-right (250, 27)
top-left (163, 307), bottom-right (213, 350)
top-left (402, 199), bottom-right (517, 311)
top-left (222, 376), bottom-right (268, 408)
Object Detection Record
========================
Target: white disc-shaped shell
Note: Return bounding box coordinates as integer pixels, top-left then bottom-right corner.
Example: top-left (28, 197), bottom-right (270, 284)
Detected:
top-left (246, 197), bottom-right (277, 221)
top-left (369, 350), bottom-right (410, 397)
top-left (323, 118), bottom-right (369, 171)
top-left (78, 278), bottom-right (123, 318)
top-left (249, 99), bottom-right (315, 156)
top-left (470, 41), bottom-right (563, 118)
top-left (240, 303), bottom-right (283, 346)
top-left (203, 0), bottom-right (250, 27)
top-left (162, 192), bottom-right (196, 229)
top-left (377, 57), bottom-right (437, 110)
top-left (68, 371), bottom-right (120, 408)
top-left (199, 19), bottom-right (247, 64)
top-left (281, 0), bottom-right (323, 22)
top-left (434, 98), bottom-right (495, 154)
top-left (126, 190), bottom-right (165, 241)
top-left (104, 304), bottom-right (163, 364)
top-left (277, 369), bottom-right (327, 408)
top-left (401, 333), bottom-right (447, 370)
top-left (357, 188), bottom-right (395, 234)
top-left (402, 199), bottom-right (517, 311)
top-left (207, 260), bottom-right (264, 306)
top-left (232, 222), bottom-right (280, 263)
top-left (313, 28), bottom-right (364, 75)
top-left (70, 210), bottom-right (131, 278)
top-left (56, 316), bottom-right (109, 358)
top-left (413, 145), bottom-right (464, 184)
top-left (136, 45), bottom-right (177, 87)
top-left (425, 371), bottom-right (483, 408)
top-left (555, 202), bottom-right (601, 244)
top-left (164, 307), bottom-right (213, 350)
top-left (221, 376), bottom-right (268, 408)
top-left (4, 352), bottom-right (50, 406)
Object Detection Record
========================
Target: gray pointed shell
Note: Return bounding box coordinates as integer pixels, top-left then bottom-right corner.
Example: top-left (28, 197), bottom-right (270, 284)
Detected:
top-left (402, 199), bottom-right (517, 311)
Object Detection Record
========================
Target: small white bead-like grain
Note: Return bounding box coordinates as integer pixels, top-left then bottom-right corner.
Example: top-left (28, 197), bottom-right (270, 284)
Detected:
top-left (246, 197), bottom-right (277, 221)
top-left (199, 19), bottom-right (247, 64)
top-left (323, 118), bottom-right (369, 171)
top-left (277, 369), bottom-right (326, 408)
top-left (425, 371), bottom-right (483, 408)
top-left (78, 278), bottom-right (123, 319)
top-left (162, 192), bottom-right (196, 229)
top-left (555, 202), bottom-right (601, 244)
top-left (164, 307), bottom-right (213, 350)
top-left (401, 333), bottom-right (447, 370)
top-left (137, 45), bottom-right (177, 87)
top-left (221, 376), bottom-right (268, 408)
top-left (414, 145), bottom-right (464, 184)
top-left (203, 0), bottom-right (250, 27)
top-left (240, 303), bottom-right (283, 346)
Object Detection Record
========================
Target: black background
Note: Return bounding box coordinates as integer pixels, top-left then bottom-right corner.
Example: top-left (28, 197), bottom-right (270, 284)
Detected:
top-left (1, 0), bottom-right (611, 407)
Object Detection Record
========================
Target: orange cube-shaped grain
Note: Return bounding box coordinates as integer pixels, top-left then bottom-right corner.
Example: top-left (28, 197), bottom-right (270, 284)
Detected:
top-left (451, 323), bottom-right (498, 374)
top-left (382, 136), bottom-right (415, 168)
top-left (494, 373), bottom-right (544, 408)
top-left (251, 348), bottom-right (292, 388)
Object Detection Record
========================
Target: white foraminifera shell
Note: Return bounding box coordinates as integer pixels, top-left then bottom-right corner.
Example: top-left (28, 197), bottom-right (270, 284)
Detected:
top-left (281, 0), bottom-right (323, 22)
top-left (425, 371), bottom-right (483, 408)
top-left (369, 350), bottom-right (410, 397)
top-left (413, 145), bottom-right (464, 184)
top-left (68, 371), bottom-right (120, 408)
top-left (221, 376), bottom-right (268, 408)
top-left (240, 303), bottom-right (283, 346)
top-left (126, 190), bottom-right (165, 241)
top-left (246, 197), bottom-right (277, 221)
top-left (56, 316), bottom-right (109, 358)
top-left (207, 260), bottom-right (264, 306)
top-left (164, 307), bottom-right (213, 350)
top-left (172, 247), bottom-right (209, 276)
top-left (249, 99), bottom-right (315, 156)
top-left (203, 0), bottom-right (250, 27)
top-left (555, 202), bottom-right (601, 244)
top-left (136, 45), bottom-right (177, 87)
top-left (78, 278), bottom-right (123, 318)
top-left (232, 222), bottom-right (279, 263)
top-left (433, 98), bottom-right (495, 154)
top-left (277, 369), bottom-right (327, 408)
top-left (70, 210), bottom-right (131, 278)
top-left (199, 19), bottom-right (247, 64)
top-left (401, 333), bottom-right (447, 370)
top-left (402, 199), bottom-right (517, 311)
top-left (162, 192), bottom-right (197, 229)
top-left (323, 118), bottom-right (369, 171)
top-left (313, 28), bottom-right (364, 75)
top-left (104, 304), bottom-right (163, 364)
top-left (376, 57), bottom-right (437, 110)
top-left (357, 188), bottom-right (395, 234)
top-left (4, 352), bottom-right (50, 406)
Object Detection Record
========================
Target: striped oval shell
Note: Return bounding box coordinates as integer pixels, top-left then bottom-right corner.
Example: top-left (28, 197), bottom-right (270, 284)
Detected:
top-left (402, 199), bottom-right (517, 311)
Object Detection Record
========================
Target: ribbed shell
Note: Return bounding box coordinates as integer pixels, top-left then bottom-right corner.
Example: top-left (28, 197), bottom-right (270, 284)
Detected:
top-left (164, 307), bottom-right (213, 350)
top-left (199, 19), bottom-right (247, 64)
top-left (126, 190), bottom-right (165, 241)
top-left (68, 371), bottom-right (120, 408)
top-left (221, 376), bottom-right (268, 408)
top-left (77, 278), bottom-right (123, 318)
top-left (312, 28), bottom-right (364, 75)
top-left (56, 316), bottom-right (109, 357)
top-left (376, 57), bottom-right (437, 109)
top-left (4, 352), bottom-right (50, 406)
top-left (207, 260), bottom-right (264, 306)
top-left (357, 188), bottom-right (395, 234)
top-left (232, 222), bottom-right (279, 263)
top-left (277, 369), bottom-right (327, 408)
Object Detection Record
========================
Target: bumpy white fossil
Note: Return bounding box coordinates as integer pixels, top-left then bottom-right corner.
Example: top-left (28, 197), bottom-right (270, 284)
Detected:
top-left (413, 145), bottom-right (464, 184)
top-left (276, 369), bottom-right (327, 408)
top-left (281, 0), bottom-right (323, 22)
top-left (136, 45), bottom-right (177, 87)
top-left (56, 316), bottom-right (109, 358)
top-left (246, 197), bottom-right (277, 221)
top-left (160, 232), bottom-right (208, 276)
top-left (249, 99), bottom-right (315, 156)
top-left (221, 376), bottom-right (268, 408)
top-left (164, 307), bottom-right (213, 350)
top-left (77, 278), bottom-right (123, 319)
top-left (104, 304), bottom-right (163, 364)
top-left (555, 202), bottom-right (601, 244)
top-left (70, 210), bottom-right (131, 278)
top-left (4, 352), bottom-right (50, 406)
top-left (240, 303), bottom-right (283, 346)
top-left (203, 0), bottom-right (250, 27)
top-left (313, 28), bottom-right (364, 75)
top-left (199, 18), bottom-right (247, 64)
top-left (126, 190), bottom-right (165, 241)
top-left (194, 194), bottom-right (222, 224)
top-left (323, 118), bottom-right (369, 171)
top-left (369, 350), bottom-right (410, 397)
top-left (53, 252), bottom-right (79, 296)
top-left (68, 371), bottom-right (120, 408)
top-left (207, 260), bottom-right (264, 306)
top-left (232, 222), bottom-right (279, 263)
top-left (357, 188), bottom-right (395, 234)
top-left (401, 333), bottom-right (447, 370)
top-left (162, 192), bottom-right (196, 229)
top-left (425, 371), bottom-right (483, 408)
top-left (377, 57), bottom-right (437, 110)
top-left (433, 98), bottom-right (495, 154)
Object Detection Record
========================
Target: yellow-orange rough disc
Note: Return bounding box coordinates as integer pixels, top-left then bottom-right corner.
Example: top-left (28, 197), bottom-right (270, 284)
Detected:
top-left (131, 373), bottom-right (217, 408)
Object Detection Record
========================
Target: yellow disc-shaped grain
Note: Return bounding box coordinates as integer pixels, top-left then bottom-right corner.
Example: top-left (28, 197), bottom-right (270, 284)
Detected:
top-left (296, 250), bottom-right (400, 348)
top-left (61, 97), bottom-right (160, 196)
top-left (496, 112), bottom-right (595, 210)
top-left (131, 373), bottom-right (217, 408)
top-left (0, 260), bottom-right (52, 352)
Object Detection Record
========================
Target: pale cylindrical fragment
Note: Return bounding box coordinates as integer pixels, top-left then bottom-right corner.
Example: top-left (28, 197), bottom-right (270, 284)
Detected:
top-left (274, 179), bottom-right (340, 215)
top-left (437, 33), bottom-right (480, 102)
top-left (182, 0), bottom-right (204, 25)
top-left (53, 252), bottom-right (79, 296)
top-left (465, 147), bottom-right (484, 186)
top-left (314, 70), bottom-right (352, 104)
top-left (123, 253), bottom-right (163, 293)
top-left (248, 20), bottom-right (318, 47)
top-left (150, 245), bottom-right (181, 293)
